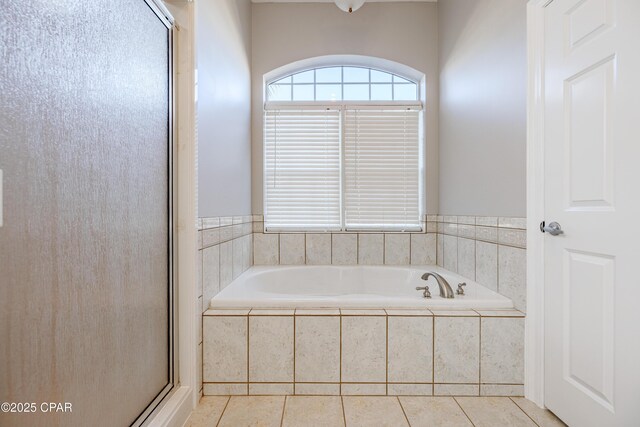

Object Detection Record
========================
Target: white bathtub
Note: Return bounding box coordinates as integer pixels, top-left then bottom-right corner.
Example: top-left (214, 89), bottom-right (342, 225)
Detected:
top-left (210, 265), bottom-right (513, 309)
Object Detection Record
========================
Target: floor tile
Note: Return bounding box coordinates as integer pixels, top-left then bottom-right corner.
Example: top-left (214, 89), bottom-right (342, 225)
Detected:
top-left (511, 397), bottom-right (567, 427)
top-left (455, 397), bottom-right (537, 427)
top-left (399, 397), bottom-right (473, 427)
top-left (282, 396), bottom-right (345, 427)
top-left (184, 396), bottom-right (229, 427)
top-left (217, 396), bottom-right (285, 427)
top-left (342, 396), bottom-right (409, 427)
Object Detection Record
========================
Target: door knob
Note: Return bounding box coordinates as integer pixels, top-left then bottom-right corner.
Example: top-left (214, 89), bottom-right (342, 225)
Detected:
top-left (540, 221), bottom-right (563, 236)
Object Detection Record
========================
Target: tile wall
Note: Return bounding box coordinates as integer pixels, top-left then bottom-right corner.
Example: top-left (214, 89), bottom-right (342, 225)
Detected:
top-left (435, 216), bottom-right (527, 312)
top-left (197, 214), bottom-right (527, 395)
top-left (197, 215), bottom-right (255, 396)
top-left (203, 308), bottom-right (525, 397)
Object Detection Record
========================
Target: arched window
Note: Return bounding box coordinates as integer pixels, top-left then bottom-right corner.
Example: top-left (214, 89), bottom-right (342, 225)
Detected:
top-left (266, 66), bottom-right (419, 102)
top-left (264, 63), bottom-right (423, 232)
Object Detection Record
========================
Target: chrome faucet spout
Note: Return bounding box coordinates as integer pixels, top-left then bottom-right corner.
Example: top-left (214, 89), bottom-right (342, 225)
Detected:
top-left (421, 272), bottom-right (455, 299)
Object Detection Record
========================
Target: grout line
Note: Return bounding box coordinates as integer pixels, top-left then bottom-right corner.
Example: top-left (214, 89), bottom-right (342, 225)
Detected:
top-left (214, 396), bottom-right (231, 427)
top-left (453, 397), bottom-right (477, 427)
top-left (246, 315), bottom-right (250, 385)
top-left (510, 397), bottom-right (543, 427)
top-left (478, 317), bottom-right (482, 390)
top-left (340, 395), bottom-right (347, 426)
top-left (339, 313), bottom-right (343, 395)
top-left (432, 316), bottom-right (435, 385)
top-left (386, 314), bottom-right (389, 395)
top-left (279, 395), bottom-right (288, 427)
top-left (293, 315), bottom-right (296, 395)
top-left (397, 396), bottom-right (412, 427)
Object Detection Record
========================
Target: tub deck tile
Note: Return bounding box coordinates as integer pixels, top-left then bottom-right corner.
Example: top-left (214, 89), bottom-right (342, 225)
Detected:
top-left (340, 309), bottom-right (386, 316)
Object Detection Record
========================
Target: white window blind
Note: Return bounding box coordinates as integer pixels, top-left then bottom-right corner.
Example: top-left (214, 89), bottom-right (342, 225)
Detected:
top-left (264, 109), bottom-right (342, 231)
top-left (343, 109), bottom-right (421, 230)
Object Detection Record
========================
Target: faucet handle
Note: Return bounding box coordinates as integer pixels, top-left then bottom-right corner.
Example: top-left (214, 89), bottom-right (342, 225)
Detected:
top-left (415, 286), bottom-right (431, 299)
top-left (456, 283), bottom-right (466, 295)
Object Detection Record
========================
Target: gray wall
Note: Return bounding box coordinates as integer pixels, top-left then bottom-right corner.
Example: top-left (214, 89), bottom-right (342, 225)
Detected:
top-left (251, 2), bottom-right (440, 214)
top-left (197, 0), bottom-right (252, 217)
top-left (438, 0), bottom-right (527, 216)
top-left (0, 1), bottom-right (171, 425)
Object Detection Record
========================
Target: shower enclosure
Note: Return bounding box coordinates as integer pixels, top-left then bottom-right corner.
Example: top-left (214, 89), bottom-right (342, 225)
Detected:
top-left (0, 0), bottom-right (176, 425)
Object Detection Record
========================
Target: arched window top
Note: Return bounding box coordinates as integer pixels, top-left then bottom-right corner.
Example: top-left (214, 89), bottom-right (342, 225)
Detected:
top-left (267, 66), bottom-right (419, 102)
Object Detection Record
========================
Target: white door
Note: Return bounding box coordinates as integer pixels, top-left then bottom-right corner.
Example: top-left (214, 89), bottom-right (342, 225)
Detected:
top-left (543, 0), bottom-right (640, 426)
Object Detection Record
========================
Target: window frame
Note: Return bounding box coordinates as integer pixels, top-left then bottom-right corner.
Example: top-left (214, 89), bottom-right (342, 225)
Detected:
top-left (265, 66), bottom-right (420, 103)
top-left (263, 66), bottom-right (424, 234)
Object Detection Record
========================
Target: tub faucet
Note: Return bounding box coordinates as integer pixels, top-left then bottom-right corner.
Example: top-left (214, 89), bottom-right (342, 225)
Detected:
top-left (421, 272), bottom-right (455, 299)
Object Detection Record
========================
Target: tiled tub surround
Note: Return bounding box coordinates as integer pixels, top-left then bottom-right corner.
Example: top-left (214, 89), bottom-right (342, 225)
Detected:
top-left (251, 215), bottom-right (526, 311)
top-left (436, 216), bottom-right (527, 312)
top-left (197, 215), bottom-right (255, 396)
top-left (203, 308), bottom-right (524, 397)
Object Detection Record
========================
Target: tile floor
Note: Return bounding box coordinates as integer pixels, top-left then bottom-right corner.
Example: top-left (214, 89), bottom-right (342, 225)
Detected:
top-left (184, 395), bottom-right (566, 427)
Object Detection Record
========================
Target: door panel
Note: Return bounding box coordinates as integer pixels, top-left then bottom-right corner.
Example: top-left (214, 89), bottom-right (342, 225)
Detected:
top-left (544, 0), bottom-right (640, 425)
top-left (0, 1), bottom-right (173, 426)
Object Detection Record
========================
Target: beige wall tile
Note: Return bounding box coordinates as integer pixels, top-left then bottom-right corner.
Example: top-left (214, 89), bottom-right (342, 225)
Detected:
top-left (342, 397), bottom-right (410, 426)
top-left (498, 245), bottom-right (527, 312)
top-left (249, 383), bottom-right (293, 395)
top-left (455, 397), bottom-right (536, 427)
top-left (476, 226), bottom-right (498, 243)
top-left (458, 216), bottom-right (476, 225)
top-left (443, 234), bottom-right (458, 272)
top-left (331, 233), bottom-right (357, 265)
top-left (203, 316), bottom-right (247, 382)
top-left (232, 237), bottom-right (243, 280)
top-left (433, 384), bottom-right (479, 396)
top-left (306, 233), bottom-right (331, 265)
top-left (358, 234), bottom-right (384, 265)
top-left (295, 316), bottom-right (340, 383)
top-left (400, 397), bottom-right (473, 426)
top-left (498, 217), bottom-right (527, 229)
top-left (434, 317), bottom-right (479, 383)
top-left (458, 237), bottom-right (476, 280)
top-left (342, 316), bottom-right (386, 382)
top-left (387, 384), bottom-right (433, 396)
top-left (249, 316), bottom-right (294, 382)
top-left (219, 241), bottom-right (233, 289)
top-left (202, 228), bottom-right (220, 247)
top-left (481, 318), bottom-right (524, 384)
top-left (437, 234), bottom-right (444, 267)
top-left (282, 396), bottom-right (345, 427)
top-left (280, 233), bottom-right (305, 265)
top-left (388, 316), bottom-right (433, 383)
top-left (498, 228), bottom-right (527, 248)
top-left (254, 233), bottom-right (279, 265)
top-left (480, 384), bottom-right (524, 396)
top-left (340, 383), bottom-right (387, 395)
top-left (203, 383), bottom-right (247, 396)
top-left (294, 383), bottom-right (340, 396)
top-left (476, 216), bottom-right (498, 227)
top-left (411, 233), bottom-right (437, 265)
top-left (385, 233), bottom-right (410, 265)
top-left (202, 245), bottom-right (219, 304)
top-left (458, 224), bottom-right (476, 239)
top-left (476, 241), bottom-right (498, 292)
top-left (242, 233), bottom-right (252, 271)
top-left (218, 396), bottom-right (285, 427)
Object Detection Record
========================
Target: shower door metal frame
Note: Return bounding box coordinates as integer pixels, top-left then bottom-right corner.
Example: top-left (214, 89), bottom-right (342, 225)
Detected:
top-left (131, 0), bottom-right (177, 425)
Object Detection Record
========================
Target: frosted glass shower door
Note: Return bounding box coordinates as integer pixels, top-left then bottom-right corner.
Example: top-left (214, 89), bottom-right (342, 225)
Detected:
top-left (0, 1), bottom-right (175, 426)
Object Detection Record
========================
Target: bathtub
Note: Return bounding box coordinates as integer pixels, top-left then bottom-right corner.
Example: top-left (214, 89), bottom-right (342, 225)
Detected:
top-left (210, 265), bottom-right (513, 309)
